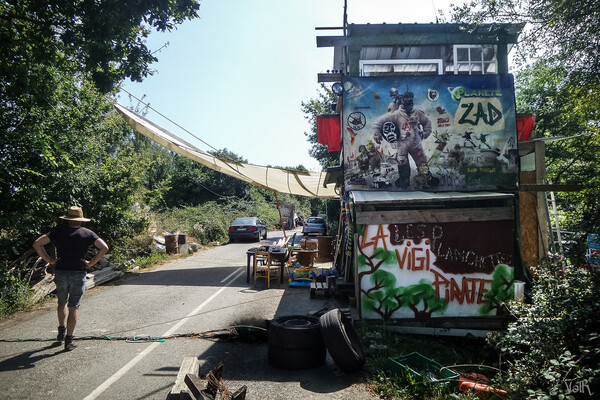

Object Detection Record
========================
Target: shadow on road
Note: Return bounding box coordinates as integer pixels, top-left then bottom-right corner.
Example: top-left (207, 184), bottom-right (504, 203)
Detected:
top-left (0, 341), bottom-right (64, 372)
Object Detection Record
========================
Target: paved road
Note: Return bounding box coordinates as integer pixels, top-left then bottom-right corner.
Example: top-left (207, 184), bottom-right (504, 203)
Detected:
top-left (0, 230), bottom-right (376, 400)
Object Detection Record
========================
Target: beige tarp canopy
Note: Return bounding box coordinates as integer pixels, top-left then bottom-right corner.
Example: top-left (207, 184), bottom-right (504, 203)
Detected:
top-left (115, 104), bottom-right (338, 198)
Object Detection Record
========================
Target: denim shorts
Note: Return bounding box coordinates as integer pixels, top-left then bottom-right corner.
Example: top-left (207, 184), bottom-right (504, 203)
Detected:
top-left (54, 270), bottom-right (87, 308)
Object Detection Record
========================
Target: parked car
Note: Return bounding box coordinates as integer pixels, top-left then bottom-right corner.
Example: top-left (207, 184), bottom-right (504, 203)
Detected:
top-left (228, 217), bottom-right (267, 242)
top-left (302, 216), bottom-right (327, 236)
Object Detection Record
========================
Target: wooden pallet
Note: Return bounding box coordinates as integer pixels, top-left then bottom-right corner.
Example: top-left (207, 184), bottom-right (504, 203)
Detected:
top-left (310, 281), bottom-right (332, 299)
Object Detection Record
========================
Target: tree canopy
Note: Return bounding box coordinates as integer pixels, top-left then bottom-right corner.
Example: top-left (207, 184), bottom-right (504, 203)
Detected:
top-left (0, 0), bottom-right (201, 259)
top-left (450, 0), bottom-right (600, 78)
top-left (450, 0), bottom-right (600, 243)
top-left (301, 84), bottom-right (340, 169)
top-left (1, 0), bottom-right (200, 96)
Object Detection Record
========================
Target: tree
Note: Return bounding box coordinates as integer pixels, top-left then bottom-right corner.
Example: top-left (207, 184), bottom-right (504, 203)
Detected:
top-left (451, 2), bottom-right (600, 249)
top-left (0, 0), bottom-right (201, 258)
top-left (514, 61), bottom-right (600, 249)
top-left (449, 0), bottom-right (600, 78)
top-left (1, 0), bottom-right (200, 95)
top-left (301, 84), bottom-right (341, 169)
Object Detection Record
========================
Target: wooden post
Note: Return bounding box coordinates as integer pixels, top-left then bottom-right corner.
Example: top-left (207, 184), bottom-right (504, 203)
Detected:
top-left (274, 191), bottom-right (287, 241)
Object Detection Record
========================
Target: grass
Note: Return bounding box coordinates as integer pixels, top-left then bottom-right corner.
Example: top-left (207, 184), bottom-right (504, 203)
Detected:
top-left (359, 326), bottom-right (506, 400)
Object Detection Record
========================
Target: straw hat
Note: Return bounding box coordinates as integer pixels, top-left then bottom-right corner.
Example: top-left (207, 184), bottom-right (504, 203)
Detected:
top-left (59, 206), bottom-right (91, 222)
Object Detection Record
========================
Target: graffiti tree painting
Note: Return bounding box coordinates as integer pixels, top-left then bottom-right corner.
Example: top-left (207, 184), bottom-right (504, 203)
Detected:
top-left (480, 264), bottom-right (514, 316)
top-left (357, 222), bottom-right (515, 320)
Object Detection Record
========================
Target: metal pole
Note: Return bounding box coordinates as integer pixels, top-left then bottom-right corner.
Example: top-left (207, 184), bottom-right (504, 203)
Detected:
top-left (274, 191), bottom-right (287, 241)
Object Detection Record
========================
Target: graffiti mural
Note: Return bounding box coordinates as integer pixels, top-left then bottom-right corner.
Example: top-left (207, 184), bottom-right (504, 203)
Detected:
top-left (357, 222), bottom-right (515, 320)
top-left (342, 75), bottom-right (519, 192)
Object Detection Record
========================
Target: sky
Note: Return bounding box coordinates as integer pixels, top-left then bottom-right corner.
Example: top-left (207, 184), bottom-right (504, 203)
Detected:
top-left (117, 0), bottom-right (463, 172)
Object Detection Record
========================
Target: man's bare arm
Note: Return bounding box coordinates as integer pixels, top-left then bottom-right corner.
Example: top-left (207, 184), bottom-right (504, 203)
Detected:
top-left (83, 239), bottom-right (109, 269)
top-left (32, 235), bottom-right (57, 265)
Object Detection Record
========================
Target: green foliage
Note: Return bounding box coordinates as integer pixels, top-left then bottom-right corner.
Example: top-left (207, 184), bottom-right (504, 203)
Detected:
top-left (1, 0), bottom-right (200, 95)
top-left (449, 0), bottom-right (600, 77)
top-left (153, 192), bottom-right (305, 246)
top-left (363, 330), bottom-right (498, 400)
top-left (301, 84), bottom-right (340, 169)
top-left (480, 264), bottom-right (514, 315)
top-left (489, 264), bottom-right (600, 398)
top-left (515, 61), bottom-right (600, 247)
top-left (0, 265), bottom-right (32, 317)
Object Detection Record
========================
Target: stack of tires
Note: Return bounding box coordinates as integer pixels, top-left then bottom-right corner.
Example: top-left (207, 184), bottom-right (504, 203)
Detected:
top-left (267, 309), bottom-right (365, 372)
top-left (267, 315), bottom-right (325, 370)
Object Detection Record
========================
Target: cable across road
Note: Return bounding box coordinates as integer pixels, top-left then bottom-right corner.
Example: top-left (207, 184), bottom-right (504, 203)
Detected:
top-left (0, 290), bottom-right (324, 345)
top-left (0, 325), bottom-right (268, 344)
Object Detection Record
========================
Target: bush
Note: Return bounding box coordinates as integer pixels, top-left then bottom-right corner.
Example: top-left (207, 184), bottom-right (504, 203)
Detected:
top-left (489, 264), bottom-right (600, 399)
top-left (0, 268), bottom-right (32, 317)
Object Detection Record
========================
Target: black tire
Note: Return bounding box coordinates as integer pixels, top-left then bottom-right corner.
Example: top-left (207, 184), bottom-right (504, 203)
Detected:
top-left (269, 315), bottom-right (322, 350)
top-left (319, 309), bottom-right (365, 373)
top-left (255, 232), bottom-right (261, 242)
top-left (268, 315), bottom-right (326, 370)
top-left (267, 343), bottom-right (326, 370)
top-left (263, 230), bottom-right (267, 240)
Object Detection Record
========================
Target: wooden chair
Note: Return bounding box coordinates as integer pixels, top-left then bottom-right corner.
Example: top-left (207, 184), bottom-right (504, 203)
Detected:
top-left (282, 232), bottom-right (298, 278)
top-left (254, 250), bottom-right (281, 288)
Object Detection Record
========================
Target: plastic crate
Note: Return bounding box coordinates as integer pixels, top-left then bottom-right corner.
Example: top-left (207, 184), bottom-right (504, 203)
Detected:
top-left (387, 352), bottom-right (459, 383)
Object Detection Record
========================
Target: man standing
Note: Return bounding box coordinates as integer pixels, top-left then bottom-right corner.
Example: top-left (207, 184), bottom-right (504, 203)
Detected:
top-left (33, 206), bottom-right (108, 351)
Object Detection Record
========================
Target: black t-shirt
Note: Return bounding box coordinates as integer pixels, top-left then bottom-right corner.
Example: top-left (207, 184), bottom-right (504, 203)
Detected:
top-left (47, 224), bottom-right (99, 271)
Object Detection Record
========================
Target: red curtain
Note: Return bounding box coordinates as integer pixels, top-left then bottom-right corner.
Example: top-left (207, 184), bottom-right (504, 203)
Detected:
top-left (317, 115), bottom-right (341, 152)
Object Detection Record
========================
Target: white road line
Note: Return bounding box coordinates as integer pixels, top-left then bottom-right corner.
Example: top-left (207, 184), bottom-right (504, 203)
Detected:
top-left (83, 268), bottom-right (245, 400)
top-left (221, 267), bottom-right (242, 283)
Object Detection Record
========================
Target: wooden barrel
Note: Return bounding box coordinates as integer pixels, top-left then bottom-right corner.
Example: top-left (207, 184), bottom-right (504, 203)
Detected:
top-left (317, 236), bottom-right (333, 262)
top-left (164, 235), bottom-right (178, 254)
top-left (297, 250), bottom-right (317, 267)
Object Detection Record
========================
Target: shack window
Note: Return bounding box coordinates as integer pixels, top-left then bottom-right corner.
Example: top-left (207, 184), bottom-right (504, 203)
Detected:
top-left (360, 59), bottom-right (443, 76)
top-left (453, 45), bottom-right (497, 75)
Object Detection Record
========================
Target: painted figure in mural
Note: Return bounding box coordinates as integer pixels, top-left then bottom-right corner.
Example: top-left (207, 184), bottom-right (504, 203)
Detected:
top-left (461, 131), bottom-right (477, 148)
top-left (366, 140), bottom-right (382, 171)
top-left (373, 88), bottom-right (434, 188)
top-left (357, 144), bottom-right (370, 171)
top-left (448, 144), bottom-right (465, 167)
top-left (478, 133), bottom-right (493, 150)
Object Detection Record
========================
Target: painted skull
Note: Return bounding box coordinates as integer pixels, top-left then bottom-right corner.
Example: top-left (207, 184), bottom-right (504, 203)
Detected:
top-left (382, 121), bottom-right (398, 143)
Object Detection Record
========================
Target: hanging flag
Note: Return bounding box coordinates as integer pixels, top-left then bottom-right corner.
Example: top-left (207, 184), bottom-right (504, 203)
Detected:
top-left (317, 114), bottom-right (341, 152)
top-left (516, 114), bottom-right (536, 141)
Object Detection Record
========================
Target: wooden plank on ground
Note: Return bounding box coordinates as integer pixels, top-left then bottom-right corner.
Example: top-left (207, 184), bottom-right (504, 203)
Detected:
top-left (85, 268), bottom-right (124, 290)
top-left (30, 274), bottom-right (56, 303)
top-left (167, 357), bottom-right (200, 400)
top-left (184, 373), bottom-right (206, 400)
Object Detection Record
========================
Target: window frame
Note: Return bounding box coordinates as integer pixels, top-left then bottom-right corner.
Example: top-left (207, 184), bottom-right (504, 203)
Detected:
top-left (453, 45), bottom-right (497, 75)
top-left (359, 59), bottom-right (444, 76)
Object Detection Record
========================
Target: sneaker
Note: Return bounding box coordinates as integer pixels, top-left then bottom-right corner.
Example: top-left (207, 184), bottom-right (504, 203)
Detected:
top-left (57, 326), bottom-right (66, 342)
top-left (64, 335), bottom-right (76, 351)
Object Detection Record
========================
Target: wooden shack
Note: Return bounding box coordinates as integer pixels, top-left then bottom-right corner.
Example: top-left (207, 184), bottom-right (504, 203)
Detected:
top-left (318, 22), bottom-right (531, 332)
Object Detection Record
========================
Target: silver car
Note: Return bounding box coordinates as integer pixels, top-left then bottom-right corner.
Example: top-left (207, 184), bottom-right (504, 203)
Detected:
top-left (302, 217), bottom-right (327, 236)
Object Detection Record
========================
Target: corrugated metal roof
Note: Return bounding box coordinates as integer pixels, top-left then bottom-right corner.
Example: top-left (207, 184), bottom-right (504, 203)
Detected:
top-left (349, 190), bottom-right (513, 204)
